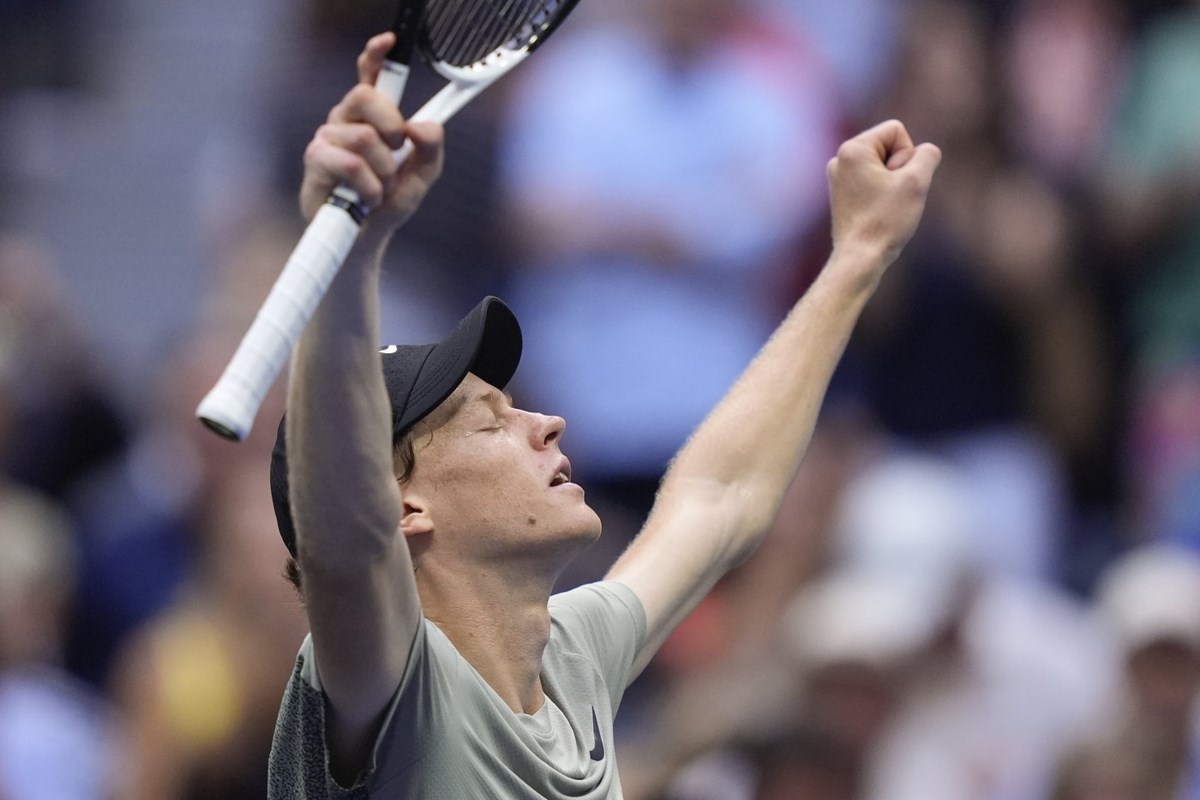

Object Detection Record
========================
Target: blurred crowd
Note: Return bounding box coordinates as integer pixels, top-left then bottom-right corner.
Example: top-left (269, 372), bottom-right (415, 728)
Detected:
top-left (0, 0), bottom-right (1199, 797)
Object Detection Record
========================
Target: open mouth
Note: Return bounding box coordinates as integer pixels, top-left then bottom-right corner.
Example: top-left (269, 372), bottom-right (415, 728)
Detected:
top-left (550, 459), bottom-right (572, 487)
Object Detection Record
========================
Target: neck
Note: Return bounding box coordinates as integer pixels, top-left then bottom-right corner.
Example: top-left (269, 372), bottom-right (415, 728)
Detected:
top-left (417, 562), bottom-right (556, 715)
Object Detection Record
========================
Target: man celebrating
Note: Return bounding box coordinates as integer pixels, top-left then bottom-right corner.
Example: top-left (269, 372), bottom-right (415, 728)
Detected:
top-left (267, 32), bottom-right (940, 799)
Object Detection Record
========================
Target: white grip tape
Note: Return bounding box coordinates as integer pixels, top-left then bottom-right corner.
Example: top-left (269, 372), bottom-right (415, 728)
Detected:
top-left (195, 204), bottom-right (360, 440)
top-left (392, 139), bottom-right (415, 169)
top-left (376, 61), bottom-right (410, 104)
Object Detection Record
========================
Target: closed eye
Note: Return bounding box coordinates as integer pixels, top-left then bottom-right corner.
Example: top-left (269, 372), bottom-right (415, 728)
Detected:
top-left (461, 389), bottom-right (513, 434)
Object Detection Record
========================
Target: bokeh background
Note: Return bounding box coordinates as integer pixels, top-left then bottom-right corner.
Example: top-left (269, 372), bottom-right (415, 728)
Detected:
top-left (1, 0), bottom-right (1199, 797)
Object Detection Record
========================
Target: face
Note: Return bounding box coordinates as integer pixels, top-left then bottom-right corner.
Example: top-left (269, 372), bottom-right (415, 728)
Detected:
top-left (805, 662), bottom-right (898, 754)
top-left (402, 374), bottom-right (602, 570)
top-left (1127, 639), bottom-right (1200, 728)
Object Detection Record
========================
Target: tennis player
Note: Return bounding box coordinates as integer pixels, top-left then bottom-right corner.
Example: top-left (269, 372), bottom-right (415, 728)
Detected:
top-left (266, 33), bottom-right (941, 799)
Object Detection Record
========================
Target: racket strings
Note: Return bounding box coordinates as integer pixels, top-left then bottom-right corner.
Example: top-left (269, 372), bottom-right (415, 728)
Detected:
top-left (428, 0), bottom-right (520, 63)
top-left (426, 0), bottom-right (531, 62)
top-left (423, 0), bottom-right (572, 66)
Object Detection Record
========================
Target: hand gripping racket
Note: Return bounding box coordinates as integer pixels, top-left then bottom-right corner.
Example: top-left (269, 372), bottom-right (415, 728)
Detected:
top-left (196, 0), bottom-right (581, 441)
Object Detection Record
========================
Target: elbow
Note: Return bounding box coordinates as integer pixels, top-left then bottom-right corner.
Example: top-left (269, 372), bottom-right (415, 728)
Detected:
top-left (725, 506), bottom-right (775, 567)
top-left (657, 475), bottom-right (775, 568)
top-left (708, 478), bottom-right (781, 567)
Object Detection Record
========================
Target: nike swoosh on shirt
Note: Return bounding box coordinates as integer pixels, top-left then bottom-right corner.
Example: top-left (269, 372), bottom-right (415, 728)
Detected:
top-left (589, 707), bottom-right (605, 762)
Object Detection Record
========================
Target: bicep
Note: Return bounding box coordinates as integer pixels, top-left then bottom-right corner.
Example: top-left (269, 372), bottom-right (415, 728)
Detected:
top-left (604, 478), bottom-right (743, 678)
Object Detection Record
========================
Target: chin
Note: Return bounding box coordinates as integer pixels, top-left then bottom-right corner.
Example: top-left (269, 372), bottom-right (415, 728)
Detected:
top-left (581, 503), bottom-right (604, 540)
top-left (560, 505), bottom-right (603, 550)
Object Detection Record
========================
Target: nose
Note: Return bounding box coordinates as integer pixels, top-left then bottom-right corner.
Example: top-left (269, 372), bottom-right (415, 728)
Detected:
top-left (532, 412), bottom-right (565, 449)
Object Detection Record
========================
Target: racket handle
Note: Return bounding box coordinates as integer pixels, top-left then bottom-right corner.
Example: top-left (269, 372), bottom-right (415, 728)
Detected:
top-left (196, 204), bottom-right (361, 440)
top-left (196, 58), bottom-right (411, 441)
top-left (376, 60), bottom-right (410, 106)
top-left (393, 139), bottom-right (416, 168)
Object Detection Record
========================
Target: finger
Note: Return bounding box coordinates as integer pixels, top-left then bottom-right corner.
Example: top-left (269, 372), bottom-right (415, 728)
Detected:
top-left (887, 147), bottom-right (915, 170)
top-left (402, 121), bottom-right (446, 181)
top-left (406, 120), bottom-right (444, 150)
top-left (356, 32), bottom-right (396, 86)
top-left (854, 119), bottom-right (915, 163)
top-left (316, 123), bottom-right (399, 185)
top-left (328, 85), bottom-right (408, 150)
top-left (905, 142), bottom-right (943, 178)
top-left (304, 139), bottom-right (386, 208)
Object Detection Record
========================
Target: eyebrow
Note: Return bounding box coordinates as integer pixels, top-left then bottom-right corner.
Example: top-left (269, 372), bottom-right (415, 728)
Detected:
top-left (447, 387), bottom-right (512, 422)
top-left (473, 388), bottom-right (513, 410)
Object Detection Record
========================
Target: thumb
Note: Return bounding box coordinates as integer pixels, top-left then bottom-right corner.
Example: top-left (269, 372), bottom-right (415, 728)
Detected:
top-left (886, 142), bottom-right (942, 171)
top-left (904, 142), bottom-right (943, 177)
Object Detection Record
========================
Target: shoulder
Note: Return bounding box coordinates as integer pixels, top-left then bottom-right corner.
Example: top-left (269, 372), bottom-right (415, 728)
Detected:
top-left (546, 581), bottom-right (647, 704)
top-left (550, 581), bottom-right (646, 635)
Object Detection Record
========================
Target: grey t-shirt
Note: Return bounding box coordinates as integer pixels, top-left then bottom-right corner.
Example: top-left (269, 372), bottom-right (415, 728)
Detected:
top-left (268, 581), bottom-right (647, 799)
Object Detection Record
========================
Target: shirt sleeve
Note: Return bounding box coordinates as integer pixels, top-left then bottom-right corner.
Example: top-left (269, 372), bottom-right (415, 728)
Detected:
top-left (547, 581), bottom-right (647, 709)
top-left (268, 621), bottom-right (458, 798)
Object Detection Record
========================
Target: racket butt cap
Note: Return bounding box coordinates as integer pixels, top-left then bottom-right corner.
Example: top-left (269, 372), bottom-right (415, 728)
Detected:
top-left (195, 394), bottom-right (252, 442)
top-left (198, 415), bottom-right (242, 442)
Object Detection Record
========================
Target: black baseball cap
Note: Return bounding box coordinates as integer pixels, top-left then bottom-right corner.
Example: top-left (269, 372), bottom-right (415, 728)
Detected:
top-left (270, 296), bottom-right (522, 556)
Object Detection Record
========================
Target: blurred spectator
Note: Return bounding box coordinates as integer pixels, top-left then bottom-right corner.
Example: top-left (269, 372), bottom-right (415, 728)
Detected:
top-left (780, 0), bottom-right (904, 118)
top-left (839, 0), bottom-right (1111, 582)
top-left (664, 723), bottom-right (861, 800)
top-left (824, 451), bottom-right (1115, 800)
top-left (630, 450), bottom-right (1116, 800)
top-left (1093, 1), bottom-right (1200, 551)
top-left (107, 456), bottom-right (307, 800)
top-left (1000, 0), bottom-right (1131, 189)
top-left (65, 218), bottom-right (293, 688)
top-left (0, 233), bottom-right (130, 504)
top-left (744, 728), bottom-right (860, 800)
top-left (0, 0), bottom-right (90, 95)
top-left (0, 482), bottom-right (120, 799)
top-left (1050, 741), bottom-right (1146, 800)
top-left (1051, 543), bottom-right (1200, 800)
top-left (1125, 363), bottom-right (1200, 550)
top-left (1096, 0), bottom-right (1200, 376)
top-left (497, 0), bottom-right (845, 564)
top-left (72, 128), bottom-right (303, 800)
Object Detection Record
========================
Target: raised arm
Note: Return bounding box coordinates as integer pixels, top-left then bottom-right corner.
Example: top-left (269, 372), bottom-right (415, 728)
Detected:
top-left (284, 33), bottom-right (444, 782)
top-left (606, 120), bottom-right (941, 675)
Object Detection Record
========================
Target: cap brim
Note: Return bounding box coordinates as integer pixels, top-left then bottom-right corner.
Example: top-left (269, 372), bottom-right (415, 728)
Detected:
top-left (389, 296), bottom-right (522, 436)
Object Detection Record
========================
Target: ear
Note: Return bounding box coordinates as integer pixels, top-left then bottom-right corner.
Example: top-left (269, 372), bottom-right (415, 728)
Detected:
top-left (399, 491), bottom-right (434, 539)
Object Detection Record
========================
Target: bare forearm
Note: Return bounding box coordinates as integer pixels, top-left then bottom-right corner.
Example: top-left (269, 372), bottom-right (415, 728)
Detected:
top-left (285, 34), bottom-right (444, 568)
top-left (287, 231), bottom-right (404, 566)
top-left (610, 121), bottom-right (938, 678)
top-left (660, 123), bottom-right (940, 562)
top-left (663, 245), bottom-right (882, 545)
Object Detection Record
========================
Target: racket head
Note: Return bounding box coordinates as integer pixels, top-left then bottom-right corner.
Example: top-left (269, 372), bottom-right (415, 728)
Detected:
top-left (418, 0), bottom-right (582, 71)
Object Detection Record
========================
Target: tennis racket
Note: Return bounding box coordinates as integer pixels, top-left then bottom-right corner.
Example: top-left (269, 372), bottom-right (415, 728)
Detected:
top-left (196, 0), bottom-right (582, 441)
